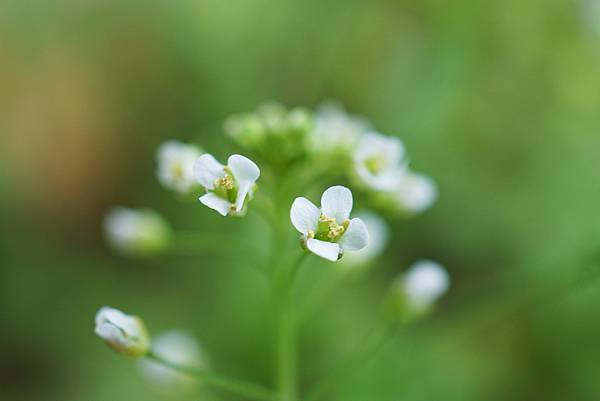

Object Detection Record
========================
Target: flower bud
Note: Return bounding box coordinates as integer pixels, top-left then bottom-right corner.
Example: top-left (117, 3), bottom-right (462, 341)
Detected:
top-left (388, 260), bottom-right (450, 322)
top-left (95, 307), bottom-right (150, 357)
top-left (103, 207), bottom-right (171, 256)
top-left (223, 101), bottom-right (314, 165)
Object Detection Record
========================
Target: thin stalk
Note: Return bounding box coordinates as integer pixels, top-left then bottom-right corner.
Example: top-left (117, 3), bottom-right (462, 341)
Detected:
top-left (145, 351), bottom-right (279, 401)
top-left (274, 277), bottom-right (297, 401)
top-left (272, 254), bottom-right (308, 401)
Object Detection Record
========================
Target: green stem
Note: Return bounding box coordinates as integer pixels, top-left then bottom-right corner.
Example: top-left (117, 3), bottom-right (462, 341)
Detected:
top-left (273, 253), bottom-right (308, 401)
top-left (145, 352), bottom-right (279, 401)
top-left (274, 278), bottom-right (297, 401)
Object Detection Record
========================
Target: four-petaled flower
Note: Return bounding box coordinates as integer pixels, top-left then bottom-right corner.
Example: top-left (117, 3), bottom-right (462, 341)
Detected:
top-left (193, 154), bottom-right (260, 217)
top-left (291, 186), bottom-right (369, 261)
top-left (95, 306), bottom-right (150, 357)
top-left (156, 141), bottom-right (203, 194)
top-left (353, 132), bottom-right (406, 191)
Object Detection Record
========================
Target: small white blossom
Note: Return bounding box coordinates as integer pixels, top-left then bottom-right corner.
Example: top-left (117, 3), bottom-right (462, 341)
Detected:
top-left (290, 186), bottom-right (369, 261)
top-left (580, 0), bottom-right (600, 37)
top-left (354, 132), bottom-right (407, 191)
top-left (139, 330), bottom-right (207, 393)
top-left (398, 260), bottom-right (450, 310)
top-left (310, 101), bottom-right (370, 153)
top-left (341, 211), bottom-right (389, 268)
top-left (393, 171), bottom-right (437, 214)
top-left (193, 153), bottom-right (260, 217)
top-left (95, 306), bottom-right (150, 357)
top-left (156, 141), bottom-right (202, 193)
top-left (103, 207), bottom-right (171, 255)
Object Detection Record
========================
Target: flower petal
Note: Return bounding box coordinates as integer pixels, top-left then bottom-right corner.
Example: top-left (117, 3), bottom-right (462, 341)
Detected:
top-left (194, 154), bottom-right (225, 189)
top-left (234, 180), bottom-right (252, 212)
top-left (290, 197), bottom-right (320, 233)
top-left (228, 154), bottom-right (260, 183)
top-left (307, 238), bottom-right (340, 262)
top-left (156, 140), bottom-right (181, 162)
top-left (199, 193), bottom-right (231, 216)
top-left (395, 172), bottom-right (437, 213)
top-left (338, 218), bottom-right (369, 251)
top-left (321, 186), bottom-right (353, 222)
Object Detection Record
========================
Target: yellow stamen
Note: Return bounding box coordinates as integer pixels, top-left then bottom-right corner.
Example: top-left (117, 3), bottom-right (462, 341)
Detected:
top-left (215, 175), bottom-right (234, 190)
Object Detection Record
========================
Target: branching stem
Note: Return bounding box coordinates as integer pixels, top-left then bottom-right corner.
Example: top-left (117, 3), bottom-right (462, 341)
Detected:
top-left (145, 351), bottom-right (279, 401)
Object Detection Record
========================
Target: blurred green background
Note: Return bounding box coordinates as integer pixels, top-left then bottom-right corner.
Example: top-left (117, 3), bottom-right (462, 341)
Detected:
top-left (2, 0), bottom-right (600, 400)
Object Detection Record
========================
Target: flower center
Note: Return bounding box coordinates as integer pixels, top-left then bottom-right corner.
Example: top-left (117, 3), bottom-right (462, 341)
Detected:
top-left (364, 155), bottom-right (387, 174)
top-left (314, 214), bottom-right (349, 242)
top-left (215, 174), bottom-right (234, 190)
top-left (213, 172), bottom-right (238, 203)
top-left (170, 161), bottom-right (184, 179)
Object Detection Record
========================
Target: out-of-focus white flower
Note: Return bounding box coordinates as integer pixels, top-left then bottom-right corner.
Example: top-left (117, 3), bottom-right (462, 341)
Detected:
top-left (397, 260), bottom-right (450, 310)
top-left (393, 171), bottom-right (438, 214)
top-left (103, 207), bottom-right (171, 256)
top-left (95, 306), bottom-right (150, 357)
top-left (139, 330), bottom-right (207, 393)
top-left (580, 0), bottom-right (600, 37)
top-left (353, 132), bottom-right (407, 191)
top-left (193, 153), bottom-right (260, 217)
top-left (290, 186), bottom-right (369, 261)
top-left (156, 140), bottom-right (202, 194)
top-left (310, 101), bottom-right (370, 153)
top-left (340, 211), bottom-right (389, 268)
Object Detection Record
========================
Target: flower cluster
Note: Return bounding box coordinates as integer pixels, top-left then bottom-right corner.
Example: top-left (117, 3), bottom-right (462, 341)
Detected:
top-left (225, 101), bottom-right (437, 216)
top-left (98, 100), bottom-right (449, 399)
top-left (224, 102), bottom-right (313, 166)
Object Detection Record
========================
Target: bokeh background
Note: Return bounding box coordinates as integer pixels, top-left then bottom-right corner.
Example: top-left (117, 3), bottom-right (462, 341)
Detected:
top-left (2, 0), bottom-right (600, 400)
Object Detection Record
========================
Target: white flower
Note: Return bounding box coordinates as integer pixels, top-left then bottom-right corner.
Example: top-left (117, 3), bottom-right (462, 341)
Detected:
top-left (193, 154), bottom-right (260, 217)
top-left (138, 330), bottom-right (207, 393)
top-left (103, 207), bottom-right (171, 255)
top-left (95, 306), bottom-right (150, 357)
top-left (580, 0), bottom-right (600, 37)
top-left (393, 171), bottom-right (437, 214)
top-left (310, 101), bottom-right (370, 153)
top-left (340, 211), bottom-right (389, 267)
top-left (156, 141), bottom-right (202, 193)
top-left (290, 186), bottom-right (369, 261)
top-left (354, 132), bottom-right (407, 191)
top-left (398, 260), bottom-right (450, 310)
